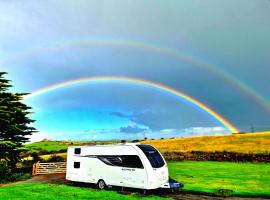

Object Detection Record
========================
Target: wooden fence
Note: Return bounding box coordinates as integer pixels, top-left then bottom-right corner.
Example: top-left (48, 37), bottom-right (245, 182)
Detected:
top-left (32, 162), bottom-right (66, 175)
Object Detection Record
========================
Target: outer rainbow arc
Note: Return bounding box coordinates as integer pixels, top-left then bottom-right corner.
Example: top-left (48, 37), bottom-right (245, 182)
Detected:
top-left (3, 38), bottom-right (270, 113)
top-left (24, 76), bottom-right (239, 133)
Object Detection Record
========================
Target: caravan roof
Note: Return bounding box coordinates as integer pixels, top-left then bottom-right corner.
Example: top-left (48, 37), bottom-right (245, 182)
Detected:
top-left (68, 143), bottom-right (142, 156)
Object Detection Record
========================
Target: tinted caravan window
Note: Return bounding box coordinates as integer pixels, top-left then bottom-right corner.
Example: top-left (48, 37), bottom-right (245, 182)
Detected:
top-left (98, 155), bottom-right (143, 168)
top-left (74, 148), bottom-right (81, 154)
top-left (98, 156), bottom-right (123, 167)
top-left (122, 155), bottom-right (144, 169)
top-left (74, 162), bottom-right (80, 168)
top-left (137, 145), bottom-right (165, 168)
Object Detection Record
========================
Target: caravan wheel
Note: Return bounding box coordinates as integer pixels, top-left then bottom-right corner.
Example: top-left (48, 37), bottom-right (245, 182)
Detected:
top-left (97, 179), bottom-right (106, 190)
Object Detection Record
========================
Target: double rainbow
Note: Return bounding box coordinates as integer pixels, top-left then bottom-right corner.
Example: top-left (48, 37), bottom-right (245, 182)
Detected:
top-left (24, 76), bottom-right (239, 133)
top-left (2, 37), bottom-right (270, 113)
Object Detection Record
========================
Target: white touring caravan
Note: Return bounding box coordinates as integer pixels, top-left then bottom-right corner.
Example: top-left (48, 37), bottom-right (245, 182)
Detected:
top-left (66, 143), bottom-right (183, 191)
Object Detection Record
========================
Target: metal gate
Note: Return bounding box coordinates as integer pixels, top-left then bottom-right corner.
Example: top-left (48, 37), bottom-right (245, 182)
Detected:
top-left (32, 162), bottom-right (66, 175)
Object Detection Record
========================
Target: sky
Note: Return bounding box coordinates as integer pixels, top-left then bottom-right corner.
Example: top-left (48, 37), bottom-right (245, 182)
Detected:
top-left (0, 0), bottom-right (270, 142)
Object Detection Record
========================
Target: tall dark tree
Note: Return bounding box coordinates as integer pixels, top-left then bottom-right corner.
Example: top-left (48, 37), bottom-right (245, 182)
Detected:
top-left (0, 72), bottom-right (36, 170)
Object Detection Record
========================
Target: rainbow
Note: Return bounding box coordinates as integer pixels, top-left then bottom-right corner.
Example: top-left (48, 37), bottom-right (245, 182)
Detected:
top-left (2, 37), bottom-right (270, 113)
top-left (24, 76), bottom-right (239, 133)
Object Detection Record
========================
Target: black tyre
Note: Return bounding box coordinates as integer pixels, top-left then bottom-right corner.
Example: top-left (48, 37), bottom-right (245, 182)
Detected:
top-left (97, 179), bottom-right (106, 190)
top-left (142, 189), bottom-right (147, 195)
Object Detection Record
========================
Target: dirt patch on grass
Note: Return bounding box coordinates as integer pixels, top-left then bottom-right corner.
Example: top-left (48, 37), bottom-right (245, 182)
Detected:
top-left (24, 173), bottom-right (67, 184)
top-left (0, 173), bottom-right (67, 186)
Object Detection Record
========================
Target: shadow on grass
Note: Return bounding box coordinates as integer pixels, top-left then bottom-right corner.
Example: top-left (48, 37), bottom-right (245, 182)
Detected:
top-left (66, 181), bottom-right (177, 196)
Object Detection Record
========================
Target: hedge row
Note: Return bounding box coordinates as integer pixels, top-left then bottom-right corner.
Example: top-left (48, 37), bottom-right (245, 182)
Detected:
top-left (163, 151), bottom-right (270, 162)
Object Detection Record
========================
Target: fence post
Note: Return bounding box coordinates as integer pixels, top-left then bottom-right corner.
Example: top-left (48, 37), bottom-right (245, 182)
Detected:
top-left (32, 161), bottom-right (40, 176)
top-left (32, 163), bottom-right (36, 176)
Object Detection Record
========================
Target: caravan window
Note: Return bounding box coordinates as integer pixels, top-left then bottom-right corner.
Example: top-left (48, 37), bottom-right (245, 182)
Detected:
top-left (74, 162), bottom-right (80, 168)
top-left (137, 145), bottom-right (165, 168)
top-left (122, 155), bottom-right (144, 169)
top-left (74, 148), bottom-right (81, 154)
top-left (98, 155), bottom-right (144, 168)
top-left (98, 156), bottom-right (123, 167)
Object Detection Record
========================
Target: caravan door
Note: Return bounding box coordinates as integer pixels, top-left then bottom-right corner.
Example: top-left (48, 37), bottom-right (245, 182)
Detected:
top-left (96, 156), bottom-right (123, 186)
top-left (121, 155), bottom-right (147, 189)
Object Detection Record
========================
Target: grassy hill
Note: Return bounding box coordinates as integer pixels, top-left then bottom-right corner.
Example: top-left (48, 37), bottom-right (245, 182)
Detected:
top-left (25, 140), bottom-right (117, 154)
top-left (24, 131), bottom-right (270, 162)
top-left (26, 141), bottom-right (68, 153)
top-left (141, 131), bottom-right (270, 154)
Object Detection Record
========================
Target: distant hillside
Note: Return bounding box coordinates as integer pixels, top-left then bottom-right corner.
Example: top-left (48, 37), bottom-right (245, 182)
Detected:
top-left (25, 140), bottom-right (117, 154)
top-left (26, 131), bottom-right (270, 155)
top-left (141, 131), bottom-right (270, 154)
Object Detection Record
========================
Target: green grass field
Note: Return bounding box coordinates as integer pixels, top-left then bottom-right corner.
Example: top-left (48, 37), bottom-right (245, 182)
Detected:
top-left (1, 161), bottom-right (269, 198)
top-left (22, 134), bottom-right (270, 198)
top-left (0, 184), bottom-right (170, 200)
top-left (168, 161), bottom-right (270, 197)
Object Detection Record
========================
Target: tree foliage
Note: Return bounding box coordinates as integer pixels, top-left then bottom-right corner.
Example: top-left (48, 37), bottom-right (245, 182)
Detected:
top-left (0, 72), bottom-right (36, 170)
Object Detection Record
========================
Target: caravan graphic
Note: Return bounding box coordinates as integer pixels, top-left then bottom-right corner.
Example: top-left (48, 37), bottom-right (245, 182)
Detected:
top-left (66, 144), bottom-right (183, 190)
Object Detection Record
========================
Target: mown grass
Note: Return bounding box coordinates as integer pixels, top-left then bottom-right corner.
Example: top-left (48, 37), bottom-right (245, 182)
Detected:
top-left (0, 184), bottom-right (170, 200)
top-left (168, 161), bottom-right (270, 197)
top-left (142, 131), bottom-right (270, 154)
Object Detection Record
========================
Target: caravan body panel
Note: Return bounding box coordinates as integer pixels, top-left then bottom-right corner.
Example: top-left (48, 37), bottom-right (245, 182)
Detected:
top-left (66, 144), bottom-right (169, 189)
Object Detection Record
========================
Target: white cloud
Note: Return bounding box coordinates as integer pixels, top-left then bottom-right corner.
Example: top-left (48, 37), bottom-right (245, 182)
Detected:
top-left (176, 126), bottom-right (228, 137)
top-left (27, 131), bottom-right (49, 143)
top-left (145, 126), bottom-right (228, 139)
top-left (27, 131), bottom-right (65, 143)
top-left (26, 126), bottom-right (228, 143)
top-left (160, 129), bottom-right (177, 133)
top-left (187, 126), bottom-right (227, 135)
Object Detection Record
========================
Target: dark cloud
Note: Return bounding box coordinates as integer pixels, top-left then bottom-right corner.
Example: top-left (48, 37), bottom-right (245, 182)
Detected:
top-left (110, 112), bottom-right (132, 119)
top-left (109, 108), bottom-right (216, 132)
top-left (120, 125), bottom-right (147, 134)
